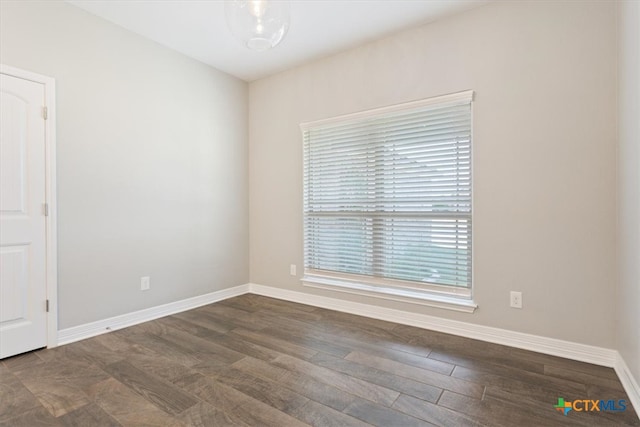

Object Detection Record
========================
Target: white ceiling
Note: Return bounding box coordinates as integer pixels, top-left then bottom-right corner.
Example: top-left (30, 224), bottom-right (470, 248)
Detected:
top-left (67, 0), bottom-right (488, 82)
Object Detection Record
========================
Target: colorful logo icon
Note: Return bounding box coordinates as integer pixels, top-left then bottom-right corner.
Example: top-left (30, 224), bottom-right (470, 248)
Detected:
top-left (555, 398), bottom-right (572, 415)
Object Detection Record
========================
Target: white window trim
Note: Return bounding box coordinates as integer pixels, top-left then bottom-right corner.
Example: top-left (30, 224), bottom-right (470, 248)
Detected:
top-left (301, 90), bottom-right (476, 313)
top-left (300, 90), bottom-right (474, 130)
top-left (302, 271), bottom-right (477, 313)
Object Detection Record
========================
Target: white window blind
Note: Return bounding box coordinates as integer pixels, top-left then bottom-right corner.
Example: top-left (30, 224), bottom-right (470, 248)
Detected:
top-left (302, 91), bottom-right (473, 299)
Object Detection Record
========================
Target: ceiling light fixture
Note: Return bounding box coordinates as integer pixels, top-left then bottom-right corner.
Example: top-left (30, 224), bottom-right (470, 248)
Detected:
top-left (224, 0), bottom-right (290, 51)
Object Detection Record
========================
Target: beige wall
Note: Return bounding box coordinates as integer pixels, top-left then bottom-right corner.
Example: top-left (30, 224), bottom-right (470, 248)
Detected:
top-left (0, 1), bottom-right (249, 329)
top-left (0, 0), bottom-right (625, 354)
top-left (249, 1), bottom-right (617, 347)
top-left (617, 1), bottom-right (640, 381)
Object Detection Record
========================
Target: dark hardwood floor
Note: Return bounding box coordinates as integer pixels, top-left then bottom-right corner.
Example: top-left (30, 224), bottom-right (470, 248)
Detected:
top-left (1, 294), bottom-right (638, 426)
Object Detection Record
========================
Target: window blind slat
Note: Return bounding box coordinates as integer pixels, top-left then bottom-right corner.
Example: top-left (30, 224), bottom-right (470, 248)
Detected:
top-left (304, 94), bottom-right (472, 291)
top-left (307, 107), bottom-right (470, 141)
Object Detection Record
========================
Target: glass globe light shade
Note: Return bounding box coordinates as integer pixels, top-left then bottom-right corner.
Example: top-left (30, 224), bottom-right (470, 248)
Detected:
top-left (225, 1), bottom-right (290, 51)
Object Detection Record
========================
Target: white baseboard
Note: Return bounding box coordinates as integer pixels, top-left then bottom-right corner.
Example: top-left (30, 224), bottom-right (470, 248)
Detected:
top-left (615, 353), bottom-right (640, 416)
top-left (248, 283), bottom-right (617, 367)
top-left (57, 284), bottom-right (250, 345)
top-left (249, 283), bottom-right (640, 415)
top-left (54, 281), bottom-right (639, 417)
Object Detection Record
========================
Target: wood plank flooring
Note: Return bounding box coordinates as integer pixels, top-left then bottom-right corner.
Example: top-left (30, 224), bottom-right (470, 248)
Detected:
top-left (1, 294), bottom-right (638, 426)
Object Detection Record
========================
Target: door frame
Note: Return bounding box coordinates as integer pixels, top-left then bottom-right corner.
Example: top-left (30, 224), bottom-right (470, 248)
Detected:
top-left (1, 64), bottom-right (58, 348)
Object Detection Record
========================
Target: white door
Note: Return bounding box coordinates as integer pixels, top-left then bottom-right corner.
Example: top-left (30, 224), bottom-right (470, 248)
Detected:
top-left (0, 73), bottom-right (48, 358)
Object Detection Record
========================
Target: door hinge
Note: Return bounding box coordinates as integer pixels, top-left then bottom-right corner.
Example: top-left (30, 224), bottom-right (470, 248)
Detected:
top-left (43, 106), bottom-right (48, 120)
top-left (43, 203), bottom-right (49, 217)
top-left (46, 299), bottom-right (50, 312)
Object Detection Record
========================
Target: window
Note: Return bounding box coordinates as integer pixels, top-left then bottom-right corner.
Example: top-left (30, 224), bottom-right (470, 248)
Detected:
top-left (302, 90), bottom-right (475, 312)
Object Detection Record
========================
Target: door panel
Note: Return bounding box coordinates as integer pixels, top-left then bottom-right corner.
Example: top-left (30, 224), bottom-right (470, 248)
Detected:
top-left (0, 73), bottom-right (47, 359)
top-left (0, 93), bottom-right (27, 213)
top-left (0, 246), bottom-right (28, 323)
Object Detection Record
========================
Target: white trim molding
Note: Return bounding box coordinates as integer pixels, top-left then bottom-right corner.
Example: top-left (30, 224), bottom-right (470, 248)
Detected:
top-left (55, 281), bottom-right (638, 416)
top-left (57, 284), bottom-right (250, 345)
top-left (615, 353), bottom-right (640, 416)
top-left (300, 90), bottom-right (474, 130)
top-left (250, 283), bottom-right (640, 415)
top-left (249, 283), bottom-right (617, 367)
top-left (0, 64), bottom-right (58, 350)
top-left (303, 276), bottom-right (477, 313)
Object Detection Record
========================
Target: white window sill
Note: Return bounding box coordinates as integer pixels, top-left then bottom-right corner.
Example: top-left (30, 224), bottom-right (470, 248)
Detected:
top-left (302, 274), bottom-right (477, 314)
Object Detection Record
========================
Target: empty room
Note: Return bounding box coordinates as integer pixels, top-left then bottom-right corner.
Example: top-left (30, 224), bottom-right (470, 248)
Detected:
top-left (0, 0), bottom-right (638, 425)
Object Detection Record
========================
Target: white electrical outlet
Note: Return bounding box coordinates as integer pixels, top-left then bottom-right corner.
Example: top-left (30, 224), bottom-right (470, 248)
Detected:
top-left (290, 264), bottom-right (297, 276)
top-left (510, 291), bottom-right (522, 308)
top-left (141, 276), bottom-right (150, 291)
